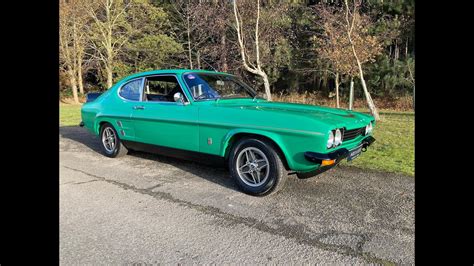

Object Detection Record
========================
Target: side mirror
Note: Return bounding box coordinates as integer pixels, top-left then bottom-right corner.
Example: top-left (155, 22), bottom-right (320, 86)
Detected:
top-left (173, 92), bottom-right (185, 104)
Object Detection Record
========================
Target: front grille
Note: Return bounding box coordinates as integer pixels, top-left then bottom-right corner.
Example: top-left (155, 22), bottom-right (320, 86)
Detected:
top-left (343, 126), bottom-right (365, 141)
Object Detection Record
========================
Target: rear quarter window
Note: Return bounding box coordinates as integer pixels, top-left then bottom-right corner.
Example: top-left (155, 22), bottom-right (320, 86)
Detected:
top-left (119, 79), bottom-right (142, 101)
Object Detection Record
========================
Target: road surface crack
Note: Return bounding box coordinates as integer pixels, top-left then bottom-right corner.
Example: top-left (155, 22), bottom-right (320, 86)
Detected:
top-left (62, 165), bottom-right (396, 265)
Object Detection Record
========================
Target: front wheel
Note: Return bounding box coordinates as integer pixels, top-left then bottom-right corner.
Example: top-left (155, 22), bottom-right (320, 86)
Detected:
top-left (229, 138), bottom-right (288, 196)
top-left (100, 123), bottom-right (128, 158)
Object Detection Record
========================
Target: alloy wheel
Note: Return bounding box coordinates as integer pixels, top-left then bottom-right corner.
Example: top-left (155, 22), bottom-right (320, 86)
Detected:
top-left (236, 147), bottom-right (270, 187)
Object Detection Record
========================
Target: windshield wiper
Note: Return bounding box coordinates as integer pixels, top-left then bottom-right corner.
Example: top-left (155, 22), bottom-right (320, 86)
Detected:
top-left (220, 94), bottom-right (242, 99)
top-left (195, 93), bottom-right (221, 100)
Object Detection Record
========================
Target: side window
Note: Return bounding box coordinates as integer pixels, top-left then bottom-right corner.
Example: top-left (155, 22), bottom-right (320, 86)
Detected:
top-left (119, 79), bottom-right (143, 101)
top-left (144, 76), bottom-right (184, 102)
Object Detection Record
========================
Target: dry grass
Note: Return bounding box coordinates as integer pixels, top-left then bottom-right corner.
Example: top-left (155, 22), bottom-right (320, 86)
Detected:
top-left (61, 92), bottom-right (414, 112)
top-left (273, 92), bottom-right (413, 112)
top-left (60, 96), bottom-right (87, 105)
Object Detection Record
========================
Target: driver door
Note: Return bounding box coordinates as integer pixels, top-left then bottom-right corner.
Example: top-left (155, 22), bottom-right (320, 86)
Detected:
top-left (131, 74), bottom-right (199, 152)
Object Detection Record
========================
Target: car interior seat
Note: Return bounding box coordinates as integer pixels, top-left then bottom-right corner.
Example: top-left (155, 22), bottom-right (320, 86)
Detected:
top-left (167, 83), bottom-right (182, 102)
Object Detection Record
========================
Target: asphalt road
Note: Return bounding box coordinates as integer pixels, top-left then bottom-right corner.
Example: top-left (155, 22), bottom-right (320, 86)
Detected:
top-left (60, 126), bottom-right (414, 264)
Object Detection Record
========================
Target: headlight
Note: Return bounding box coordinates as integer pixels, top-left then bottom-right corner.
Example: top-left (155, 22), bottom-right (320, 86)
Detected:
top-left (365, 122), bottom-right (373, 135)
top-left (327, 130), bottom-right (334, 148)
top-left (334, 129), bottom-right (342, 146)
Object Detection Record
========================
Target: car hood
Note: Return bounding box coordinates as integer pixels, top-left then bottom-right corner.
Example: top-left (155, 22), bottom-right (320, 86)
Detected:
top-left (213, 100), bottom-right (373, 129)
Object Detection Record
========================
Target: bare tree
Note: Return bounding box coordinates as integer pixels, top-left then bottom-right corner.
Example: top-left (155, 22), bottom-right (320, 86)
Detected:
top-left (233, 0), bottom-right (272, 101)
top-left (407, 57), bottom-right (415, 108)
top-left (193, 1), bottom-right (233, 72)
top-left (72, 0), bottom-right (89, 95)
top-left (170, 0), bottom-right (230, 71)
top-left (313, 5), bottom-right (349, 108)
top-left (314, 2), bottom-right (382, 118)
top-left (88, 0), bottom-right (130, 89)
top-left (344, 0), bottom-right (380, 120)
top-left (59, 0), bottom-right (80, 103)
top-left (173, 1), bottom-right (194, 69)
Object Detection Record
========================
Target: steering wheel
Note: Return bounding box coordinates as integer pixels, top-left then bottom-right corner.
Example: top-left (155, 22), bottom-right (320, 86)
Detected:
top-left (195, 91), bottom-right (215, 100)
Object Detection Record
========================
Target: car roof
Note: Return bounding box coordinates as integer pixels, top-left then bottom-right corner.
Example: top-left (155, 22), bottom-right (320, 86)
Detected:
top-left (123, 69), bottom-right (231, 80)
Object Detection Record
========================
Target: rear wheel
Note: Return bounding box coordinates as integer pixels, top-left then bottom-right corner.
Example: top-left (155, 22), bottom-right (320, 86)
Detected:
top-left (229, 138), bottom-right (288, 196)
top-left (100, 123), bottom-right (128, 158)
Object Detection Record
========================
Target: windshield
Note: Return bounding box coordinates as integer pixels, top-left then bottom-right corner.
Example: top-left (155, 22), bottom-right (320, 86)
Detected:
top-left (183, 73), bottom-right (257, 100)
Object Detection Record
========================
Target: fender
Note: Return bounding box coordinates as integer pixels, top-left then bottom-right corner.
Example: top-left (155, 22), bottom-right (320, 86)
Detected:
top-left (93, 114), bottom-right (115, 135)
top-left (220, 128), bottom-right (295, 169)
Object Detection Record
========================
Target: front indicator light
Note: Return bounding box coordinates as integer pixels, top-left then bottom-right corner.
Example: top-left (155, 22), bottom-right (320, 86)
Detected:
top-left (321, 159), bottom-right (336, 166)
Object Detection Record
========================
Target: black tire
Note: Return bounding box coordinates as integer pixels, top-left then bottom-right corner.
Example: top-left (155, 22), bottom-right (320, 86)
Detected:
top-left (228, 138), bottom-right (288, 196)
top-left (99, 123), bottom-right (128, 158)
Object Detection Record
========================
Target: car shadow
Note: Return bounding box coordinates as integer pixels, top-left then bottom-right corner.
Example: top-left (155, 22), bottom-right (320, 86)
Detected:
top-left (60, 126), bottom-right (240, 192)
top-left (60, 125), bottom-right (103, 153)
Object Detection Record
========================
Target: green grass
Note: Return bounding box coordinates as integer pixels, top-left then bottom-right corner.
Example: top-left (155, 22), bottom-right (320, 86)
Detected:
top-left (340, 111), bottom-right (414, 176)
top-left (59, 103), bottom-right (414, 176)
top-left (60, 103), bottom-right (82, 126)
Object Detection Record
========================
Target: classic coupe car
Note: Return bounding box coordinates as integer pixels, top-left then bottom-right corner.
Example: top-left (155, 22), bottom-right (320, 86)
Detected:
top-left (81, 69), bottom-right (375, 195)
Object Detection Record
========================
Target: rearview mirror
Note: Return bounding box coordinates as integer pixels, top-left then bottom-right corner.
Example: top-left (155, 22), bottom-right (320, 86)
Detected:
top-left (173, 92), bottom-right (185, 104)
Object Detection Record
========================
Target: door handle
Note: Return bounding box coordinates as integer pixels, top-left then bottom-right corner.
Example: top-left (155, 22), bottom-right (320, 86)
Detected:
top-left (133, 105), bottom-right (145, 110)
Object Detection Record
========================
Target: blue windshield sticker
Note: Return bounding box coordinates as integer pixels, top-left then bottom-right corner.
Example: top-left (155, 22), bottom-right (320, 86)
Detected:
top-left (187, 74), bottom-right (195, 79)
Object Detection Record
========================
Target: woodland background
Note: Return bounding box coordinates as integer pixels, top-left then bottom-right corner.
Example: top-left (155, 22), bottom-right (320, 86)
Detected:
top-left (59, 0), bottom-right (415, 114)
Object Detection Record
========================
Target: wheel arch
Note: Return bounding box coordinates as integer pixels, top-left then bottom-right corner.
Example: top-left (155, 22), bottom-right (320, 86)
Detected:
top-left (222, 129), bottom-right (292, 171)
top-left (94, 117), bottom-right (115, 135)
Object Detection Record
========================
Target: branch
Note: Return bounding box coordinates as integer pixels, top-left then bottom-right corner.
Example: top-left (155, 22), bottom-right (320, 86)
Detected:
top-left (110, 1), bottom-right (130, 29)
top-left (255, 0), bottom-right (261, 71)
top-left (407, 61), bottom-right (415, 85)
top-left (293, 68), bottom-right (337, 77)
top-left (233, 0), bottom-right (259, 75)
top-left (344, 0), bottom-right (353, 38)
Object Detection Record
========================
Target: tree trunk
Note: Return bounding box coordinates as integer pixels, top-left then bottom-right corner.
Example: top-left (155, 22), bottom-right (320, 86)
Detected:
top-left (72, 19), bottom-right (84, 96)
top-left (77, 55), bottom-right (84, 95)
top-left (349, 77), bottom-right (354, 110)
top-left (221, 35), bottom-right (228, 72)
top-left (67, 66), bottom-right (79, 104)
top-left (360, 75), bottom-right (379, 120)
top-left (405, 38), bottom-right (408, 58)
top-left (335, 73), bottom-right (340, 108)
top-left (351, 41), bottom-right (380, 118)
top-left (186, 14), bottom-right (193, 69)
top-left (106, 0), bottom-right (113, 89)
top-left (261, 71), bottom-right (272, 101)
top-left (106, 64), bottom-right (113, 89)
top-left (106, 32), bottom-right (113, 88)
top-left (407, 60), bottom-right (415, 109)
top-left (394, 40), bottom-right (399, 61)
top-left (322, 72), bottom-right (328, 94)
top-left (197, 50), bottom-right (201, 69)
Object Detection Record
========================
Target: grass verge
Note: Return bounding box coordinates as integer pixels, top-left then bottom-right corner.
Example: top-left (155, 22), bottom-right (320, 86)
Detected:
top-left (340, 112), bottom-right (414, 176)
top-left (60, 103), bottom-right (82, 126)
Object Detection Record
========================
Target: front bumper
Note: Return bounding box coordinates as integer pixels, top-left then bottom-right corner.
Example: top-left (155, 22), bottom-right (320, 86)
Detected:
top-left (304, 136), bottom-right (375, 164)
top-left (298, 136), bottom-right (375, 179)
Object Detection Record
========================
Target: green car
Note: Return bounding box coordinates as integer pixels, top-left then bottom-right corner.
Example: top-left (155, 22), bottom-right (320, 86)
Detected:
top-left (81, 69), bottom-right (375, 196)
